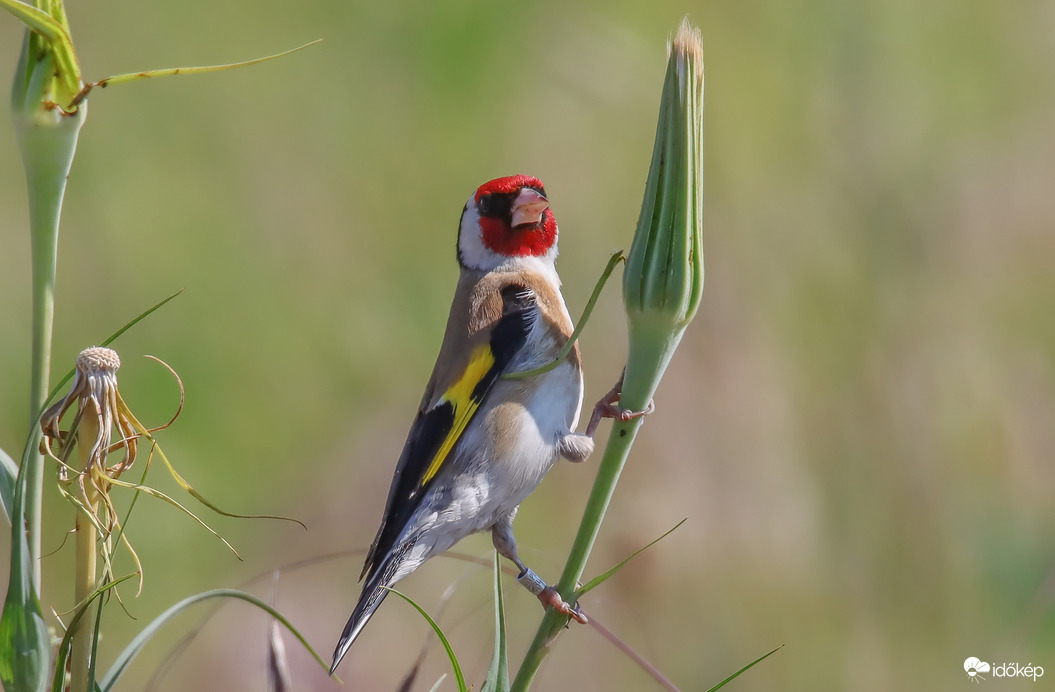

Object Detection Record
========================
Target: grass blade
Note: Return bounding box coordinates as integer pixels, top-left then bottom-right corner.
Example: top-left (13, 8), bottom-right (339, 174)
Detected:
top-left (576, 518), bottom-right (686, 597)
top-left (0, 453), bottom-right (49, 692)
top-left (99, 589), bottom-right (328, 690)
top-left (705, 644), bottom-right (784, 692)
top-left (0, 446), bottom-right (17, 524)
top-left (383, 587), bottom-right (467, 692)
top-left (481, 551), bottom-right (509, 692)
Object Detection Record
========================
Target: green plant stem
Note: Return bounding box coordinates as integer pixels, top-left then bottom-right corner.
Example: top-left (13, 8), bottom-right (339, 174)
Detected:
top-left (511, 331), bottom-right (679, 691)
top-left (71, 402), bottom-right (100, 692)
top-left (16, 91), bottom-right (86, 591)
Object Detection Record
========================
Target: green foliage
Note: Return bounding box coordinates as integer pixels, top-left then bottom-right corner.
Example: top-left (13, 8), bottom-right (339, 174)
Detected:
top-left (3, 3), bottom-right (323, 688)
top-left (2, 1), bottom-right (1050, 689)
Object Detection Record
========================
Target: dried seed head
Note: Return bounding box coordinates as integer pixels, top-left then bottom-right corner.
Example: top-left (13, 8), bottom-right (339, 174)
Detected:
top-left (40, 346), bottom-right (136, 481)
top-left (77, 346), bottom-right (121, 374)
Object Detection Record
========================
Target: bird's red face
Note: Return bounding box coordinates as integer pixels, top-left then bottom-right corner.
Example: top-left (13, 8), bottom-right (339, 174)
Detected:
top-left (458, 175), bottom-right (559, 270)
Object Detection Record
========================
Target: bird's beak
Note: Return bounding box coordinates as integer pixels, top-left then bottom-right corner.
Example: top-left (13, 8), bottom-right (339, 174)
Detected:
top-left (510, 188), bottom-right (550, 228)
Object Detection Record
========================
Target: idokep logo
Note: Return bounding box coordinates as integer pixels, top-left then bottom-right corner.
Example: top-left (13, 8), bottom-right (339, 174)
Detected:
top-left (964, 657), bottom-right (1044, 683)
top-left (965, 657), bottom-right (990, 682)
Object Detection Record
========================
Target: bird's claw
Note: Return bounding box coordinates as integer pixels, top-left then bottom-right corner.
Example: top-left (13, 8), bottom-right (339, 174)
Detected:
top-left (538, 586), bottom-right (588, 625)
top-left (585, 374), bottom-right (656, 437)
top-left (602, 397), bottom-right (655, 423)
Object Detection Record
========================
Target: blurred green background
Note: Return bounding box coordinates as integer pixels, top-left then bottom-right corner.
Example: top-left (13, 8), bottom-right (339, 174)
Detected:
top-left (2, 1), bottom-right (1054, 690)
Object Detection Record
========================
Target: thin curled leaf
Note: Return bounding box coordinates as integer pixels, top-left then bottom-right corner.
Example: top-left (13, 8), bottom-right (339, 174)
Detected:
top-left (98, 589), bottom-right (329, 691)
top-left (383, 587), bottom-right (467, 692)
top-left (53, 481), bottom-right (125, 606)
top-left (104, 475), bottom-right (242, 559)
top-left (141, 356), bottom-right (184, 433)
top-left (123, 408), bottom-right (306, 529)
top-left (576, 518), bottom-right (686, 597)
top-left (51, 575), bottom-right (137, 692)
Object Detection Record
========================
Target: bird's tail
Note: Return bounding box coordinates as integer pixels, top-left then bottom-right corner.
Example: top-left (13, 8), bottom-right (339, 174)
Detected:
top-left (330, 552), bottom-right (403, 674)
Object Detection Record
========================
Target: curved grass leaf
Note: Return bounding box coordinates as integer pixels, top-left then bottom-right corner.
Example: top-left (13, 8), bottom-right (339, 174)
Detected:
top-left (0, 454), bottom-right (49, 692)
top-left (576, 518), bottom-right (686, 598)
top-left (266, 574), bottom-right (292, 692)
top-left (481, 551), bottom-right (509, 692)
top-left (99, 589), bottom-right (328, 691)
top-left (382, 587), bottom-right (467, 692)
top-left (705, 644), bottom-right (784, 692)
top-left (0, 446), bottom-right (17, 524)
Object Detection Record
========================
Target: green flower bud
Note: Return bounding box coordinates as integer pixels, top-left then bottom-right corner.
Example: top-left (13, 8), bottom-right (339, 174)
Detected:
top-left (9, 0), bottom-right (84, 119)
top-left (621, 18), bottom-right (704, 409)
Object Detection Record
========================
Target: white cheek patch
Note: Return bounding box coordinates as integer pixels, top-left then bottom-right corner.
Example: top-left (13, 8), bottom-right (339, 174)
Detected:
top-left (457, 197), bottom-right (507, 272)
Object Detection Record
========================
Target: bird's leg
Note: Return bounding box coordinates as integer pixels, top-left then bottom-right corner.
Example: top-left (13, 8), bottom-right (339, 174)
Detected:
top-left (558, 371), bottom-right (656, 462)
top-left (491, 516), bottom-right (588, 625)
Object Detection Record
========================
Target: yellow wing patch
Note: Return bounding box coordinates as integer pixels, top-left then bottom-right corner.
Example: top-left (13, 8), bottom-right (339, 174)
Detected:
top-left (421, 343), bottom-right (496, 485)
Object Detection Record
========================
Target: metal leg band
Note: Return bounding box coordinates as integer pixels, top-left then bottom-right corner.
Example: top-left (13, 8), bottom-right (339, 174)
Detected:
top-left (517, 567), bottom-right (547, 596)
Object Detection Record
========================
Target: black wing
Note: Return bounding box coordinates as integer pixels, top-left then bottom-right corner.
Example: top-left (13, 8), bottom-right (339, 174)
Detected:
top-left (360, 285), bottom-right (537, 581)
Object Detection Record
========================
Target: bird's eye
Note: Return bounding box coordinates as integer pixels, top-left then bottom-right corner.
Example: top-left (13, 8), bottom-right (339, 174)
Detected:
top-left (478, 194), bottom-right (494, 215)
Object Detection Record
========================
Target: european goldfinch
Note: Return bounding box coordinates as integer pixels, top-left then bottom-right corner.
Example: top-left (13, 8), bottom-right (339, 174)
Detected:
top-left (331, 175), bottom-right (642, 673)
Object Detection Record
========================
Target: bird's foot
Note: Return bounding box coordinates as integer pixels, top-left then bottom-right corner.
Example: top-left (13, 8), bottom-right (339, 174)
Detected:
top-left (585, 374), bottom-right (656, 437)
top-left (538, 586), bottom-right (589, 624)
top-left (517, 568), bottom-right (588, 624)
